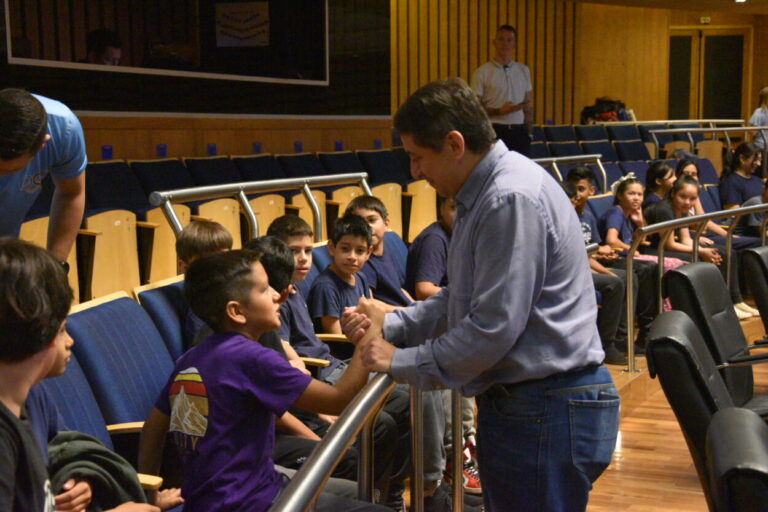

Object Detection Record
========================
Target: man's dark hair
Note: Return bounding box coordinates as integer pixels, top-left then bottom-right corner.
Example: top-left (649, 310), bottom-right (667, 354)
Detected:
top-left (86, 28), bottom-right (122, 54)
top-left (0, 238), bottom-right (73, 362)
top-left (266, 215), bottom-right (314, 242)
top-left (0, 89), bottom-right (48, 161)
top-left (244, 236), bottom-right (294, 292)
top-left (497, 24), bottom-right (516, 35)
top-left (184, 249), bottom-right (264, 332)
top-left (331, 213), bottom-right (372, 246)
top-left (566, 165), bottom-right (597, 186)
top-left (561, 181), bottom-right (577, 200)
top-left (344, 195), bottom-right (389, 220)
top-left (393, 78), bottom-right (496, 154)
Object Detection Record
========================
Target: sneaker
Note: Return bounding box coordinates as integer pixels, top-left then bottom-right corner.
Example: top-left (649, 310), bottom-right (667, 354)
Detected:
top-left (462, 461), bottom-right (483, 495)
top-left (734, 305), bottom-right (753, 320)
top-left (384, 485), bottom-right (406, 512)
top-left (603, 343), bottom-right (628, 365)
top-left (735, 302), bottom-right (760, 316)
top-left (424, 482), bottom-right (483, 512)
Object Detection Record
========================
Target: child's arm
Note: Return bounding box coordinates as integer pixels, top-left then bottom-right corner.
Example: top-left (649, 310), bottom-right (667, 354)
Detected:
top-left (321, 316), bottom-right (342, 334)
top-left (415, 281), bottom-right (442, 300)
top-left (281, 340), bottom-right (310, 375)
top-left (589, 257), bottom-right (616, 276)
top-left (138, 407), bottom-right (170, 477)
top-left (293, 346), bottom-right (370, 415)
top-left (604, 228), bottom-right (630, 252)
top-left (401, 288), bottom-right (416, 303)
top-left (276, 412), bottom-right (321, 441)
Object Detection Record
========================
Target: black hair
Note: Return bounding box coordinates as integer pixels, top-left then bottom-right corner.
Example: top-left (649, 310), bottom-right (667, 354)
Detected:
top-left (612, 175), bottom-right (643, 205)
top-left (266, 214), bottom-right (313, 242)
top-left (184, 249), bottom-right (264, 332)
top-left (244, 236), bottom-right (295, 292)
top-left (86, 28), bottom-right (122, 54)
top-left (674, 158), bottom-right (699, 179)
top-left (0, 89), bottom-right (48, 161)
top-left (393, 78), bottom-right (496, 154)
top-left (344, 195), bottom-right (388, 220)
top-left (0, 238), bottom-right (73, 362)
top-left (645, 161), bottom-right (674, 193)
top-left (497, 24), bottom-right (516, 35)
top-left (667, 174), bottom-right (701, 202)
top-left (561, 181), bottom-right (577, 200)
top-left (331, 213), bottom-right (372, 246)
top-left (724, 142), bottom-right (761, 178)
top-left (566, 165), bottom-right (597, 186)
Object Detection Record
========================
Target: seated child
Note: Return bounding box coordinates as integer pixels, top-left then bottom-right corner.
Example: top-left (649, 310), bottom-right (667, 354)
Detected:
top-left (0, 238), bottom-right (171, 512)
top-left (405, 196), bottom-right (455, 300)
top-left (138, 249), bottom-right (387, 512)
top-left (308, 214), bottom-right (375, 334)
top-left (345, 196), bottom-right (414, 307)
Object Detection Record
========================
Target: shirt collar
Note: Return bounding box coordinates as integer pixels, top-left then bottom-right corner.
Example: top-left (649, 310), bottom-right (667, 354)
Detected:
top-left (491, 58), bottom-right (514, 68)
top-left (455, 142), bottom-right (506, 214)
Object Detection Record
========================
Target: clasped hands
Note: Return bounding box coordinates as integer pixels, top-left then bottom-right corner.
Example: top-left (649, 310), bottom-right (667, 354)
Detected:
top-left (342, 297), bottom-right (396, 374)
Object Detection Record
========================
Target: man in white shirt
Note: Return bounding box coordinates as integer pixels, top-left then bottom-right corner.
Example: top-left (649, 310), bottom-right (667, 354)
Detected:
top-left (471, 25), bottom-right (533, 156)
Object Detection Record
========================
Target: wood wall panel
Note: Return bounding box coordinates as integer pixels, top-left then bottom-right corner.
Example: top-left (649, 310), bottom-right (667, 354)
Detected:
top-left (390, 0), bottom-right (577, 124)
top-left (78, 117), bottom-right (393, 162)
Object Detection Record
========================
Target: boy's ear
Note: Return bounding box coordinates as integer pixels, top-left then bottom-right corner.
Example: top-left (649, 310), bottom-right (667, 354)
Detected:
top-left (589, 185), bottom-right (596, 195)
top-left (178, 259), bottom-right (189, 274)
top-left (366, 245), bottom-right (374, 257)
top-left (225, 300), bottom-right (247, 325)
top-left (327, 240), bottom-right (336, 255)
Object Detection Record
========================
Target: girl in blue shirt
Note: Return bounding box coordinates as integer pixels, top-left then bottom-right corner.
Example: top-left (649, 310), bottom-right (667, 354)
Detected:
top-left (720, 142), bottom-right (764, 209)
top-left (600, 173), bottom-right (646, 251)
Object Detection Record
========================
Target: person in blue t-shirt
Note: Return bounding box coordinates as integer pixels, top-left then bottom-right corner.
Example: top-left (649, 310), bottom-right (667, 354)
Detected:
top-left (721, 142), bottom-right (764, 209)
top-left (405, 196), bottom-right (455, 300)
top-left (345, 196), bottom-right (414, 308)
top-left (0, 89), bottom-right (87, 264)
top-left (642, 161), bottom-right (676, 210)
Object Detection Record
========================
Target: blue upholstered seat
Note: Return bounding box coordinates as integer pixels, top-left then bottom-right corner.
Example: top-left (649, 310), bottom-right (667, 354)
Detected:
top-left (136, 280), bottom-right (187, 360)
top-left (356, 149), bottom-right (412, 186)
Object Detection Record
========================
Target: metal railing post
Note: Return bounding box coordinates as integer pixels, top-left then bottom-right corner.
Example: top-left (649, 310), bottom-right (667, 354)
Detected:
top-left (410, 387), bottom-right (425, 512)
top-left (358, 417), bottom-right (376, 501)
top-left (160, 200), bottom-right (184, 237)
top-left (451, 390), bottom-right (464, 512)
top-left (236, 190), bottom-right (259, 240)
top-left (301, 183), bottom-right (323, 243)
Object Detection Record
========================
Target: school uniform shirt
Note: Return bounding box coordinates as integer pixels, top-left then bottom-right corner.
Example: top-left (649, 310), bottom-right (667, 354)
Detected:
top-left (642, 193), bottom-right (662, 210)
top-left (0, 95), bottom-right (87, 237)
top-left (307, 268), bottom-right (371, 333)
top-left (577, 209), bottom-right (601, 245)
top-left (154, 332), bottom-right (312, 512)
top-left (360, 250), bottom-right (412, 307)
top-left (644, 200), bottom-right (681, 250)
top-left (720, 173), bottom-right (764, 206)
top-left (25, 386), bottom-right (64, 465)
top-left (599, 205), bottom-right (636, 247)
top-left (0, 400), bottom-right (56, 512)
top-left (405, 221), bottom-right (450, 297)
top-left (279, 288), bottom-right (343, 380)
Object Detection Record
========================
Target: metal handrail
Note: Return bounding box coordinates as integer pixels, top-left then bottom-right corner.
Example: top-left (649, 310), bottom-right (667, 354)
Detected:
top-left (148, 173), bottom-right (373, 242)
top-left (533, 154), bottom-right (608, 193)
top-left (595, 118), bottom-right (744, 127)
top-left (621, 201), bottom-right (768, 373)
top-left (649, 125), bottom-right (768, 156)
top-left (270, 372), bottom-right (396, 511)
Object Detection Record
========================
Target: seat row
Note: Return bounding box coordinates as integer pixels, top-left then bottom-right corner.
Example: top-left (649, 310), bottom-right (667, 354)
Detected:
top-left (533, 122), bottom-right (724, 144)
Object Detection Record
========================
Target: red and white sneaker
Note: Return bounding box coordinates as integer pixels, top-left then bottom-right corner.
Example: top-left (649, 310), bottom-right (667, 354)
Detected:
top-left (462, 460), bottom-right (483, 495)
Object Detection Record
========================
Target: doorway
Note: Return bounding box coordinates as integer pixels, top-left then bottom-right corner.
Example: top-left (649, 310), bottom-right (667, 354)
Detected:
top-left (668, 27), bottom-right (752, 120)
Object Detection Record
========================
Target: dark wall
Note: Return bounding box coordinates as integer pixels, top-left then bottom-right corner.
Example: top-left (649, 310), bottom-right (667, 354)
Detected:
top-left (0, 0), bottom-right (390, 115)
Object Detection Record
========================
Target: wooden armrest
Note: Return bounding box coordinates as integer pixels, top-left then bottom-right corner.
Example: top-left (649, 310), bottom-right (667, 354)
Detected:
top-left (190, 215), bottom-right (213, 222)
top-left (317, 333), bottom-right (352, 343)
top-left (136, 221), bottom-right (160, 229)
top-left (640, 240), bottom-right (651, 246)
top-left (301, 357), bottom-right (331, 368)
top-left (401, 192), bottom-right (415, 198)
top-left (325, 200), bottom-right (341, 207)
top-left (610, 246), bottom-right (624, 251)
top-left (138, 473), bottom-right (163, 490)
top-left (77, 229), bottom-right (101, 237)
top-left (106, 421), bottom-right (144, 434)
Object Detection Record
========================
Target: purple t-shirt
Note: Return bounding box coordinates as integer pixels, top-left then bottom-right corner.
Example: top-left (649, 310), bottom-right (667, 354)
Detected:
top-left (279, 289), bottom-right (343, 379)
top-left (720, 173), bottom-right (764, 206)
top-left (577, 209), bottom-right (601, 245)
top-left (155, 332), bottom-right (312, 512)
top-left (405, 221), bottom-right (450, 296)
top-left (360, 250), bottom-right (412, 307)
top-left (307, 268), bottom-right (371, 332)
top-left (599, 205), bottom-right (636, 246)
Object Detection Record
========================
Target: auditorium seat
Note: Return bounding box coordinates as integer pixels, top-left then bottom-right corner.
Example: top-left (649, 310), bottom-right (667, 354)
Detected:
top-left (742, 247), bottom-right (768, 336)
top-left (581, 141), bottom-right (619, 163)
top-left (699, 185), bottom-right (720, 213)
top-left (356, 149), bottom-right (412, 186)
top-left (614, 140), bottom-right (652, 161)
top-left (696, 140), bottom-right (725, 175)
top-left (673, 123), bottom-right (706, 144)
top-left (575, 125), bottom-right (608, 142)
top-left (529, 142), bottom-right (551, 159)
top-left (664, 263), bottom-right (768, 416)
top-left (530, 125), bottom-right (546, 142)
top-left (548, 141), bottom-right (583, 157)
top-left (587, 192), bottom-right (615, 221)
top-left (371, 182), bottom-right (407, 238)
top-left (406, 180), bottom-right (437, 242)
top-left (606, 124), bottom-right (640, 141)
top-left (134, 276), bottom-right (187, 360)
top-left (276, 153), bottom-right (328, 179)
top-left (696, 158), bottom-right (720, 185)
top-left (317, 151), bottom-right (367, 175)
top-left (619, 161), bottom-right (649, 184)
top-left (232, 153), bottom-right (288, 182)
top-left (543, 125), bottom-right (577, 142)
top-left (705, 185), bottom-right (722, 211)
top-left (229, 154), bottom-right (295, 235)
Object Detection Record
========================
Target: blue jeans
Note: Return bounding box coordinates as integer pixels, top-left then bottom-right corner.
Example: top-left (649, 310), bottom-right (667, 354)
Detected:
top-left (475, 365), bottom-right (619, 512)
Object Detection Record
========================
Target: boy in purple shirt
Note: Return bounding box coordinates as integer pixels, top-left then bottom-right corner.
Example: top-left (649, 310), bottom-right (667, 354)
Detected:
top-left (346, 197), bottom-right (414, 308)
top-left (138, 249), bottom-right (386, 512)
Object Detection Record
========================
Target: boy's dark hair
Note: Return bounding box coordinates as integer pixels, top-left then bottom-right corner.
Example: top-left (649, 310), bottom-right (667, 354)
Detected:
top-left (497, 24), bottom-right (516, 35)
top-left (561, 182), bottom-right (577, 200)
top-left (344, 195), bottom-right (389, 220)
top-left (86, 28), bottom-right (122, 54)
top-left (394, 78), bottom-right (496, 154)
top-left (566, 165), bottom-right (596, 186)
top-left (184, 249), bottom-right (264, 332)
top-left (244, 236), bottom-right (295, 292)
top-left (0, 89), bottom-right (48, 161)
top-left (0, 238), bottom-right (73, 362)
top-left (266, 214), bottom-right (313, 242)
top-left (331, 213), bottom-right (372, 246)
top-left (645, 161), bottom-right (674, 192)
top-left (176, 220), bottom-right (233, 264)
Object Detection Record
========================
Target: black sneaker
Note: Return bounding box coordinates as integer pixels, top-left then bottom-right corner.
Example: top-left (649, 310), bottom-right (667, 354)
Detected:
top-left (423, 482), bottom-right (483, 512)
top-left (603, 343), bottom-right (628, 365)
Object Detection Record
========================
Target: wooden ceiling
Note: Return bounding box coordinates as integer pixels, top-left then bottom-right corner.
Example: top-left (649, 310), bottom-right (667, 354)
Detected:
top-left (573, 0), bottom-right (768, 15)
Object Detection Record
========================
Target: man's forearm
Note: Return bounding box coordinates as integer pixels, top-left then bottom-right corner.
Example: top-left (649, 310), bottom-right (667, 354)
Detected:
top-left (48, 186), bottom-right (85, 261)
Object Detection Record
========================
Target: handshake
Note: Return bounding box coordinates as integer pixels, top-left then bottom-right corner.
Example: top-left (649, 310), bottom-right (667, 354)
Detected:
top-left (342, 298), bottom-right (395, 373)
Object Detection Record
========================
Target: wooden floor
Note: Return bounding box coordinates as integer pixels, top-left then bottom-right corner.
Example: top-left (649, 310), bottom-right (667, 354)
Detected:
top-left (586, 314), bottom-right (767, 512)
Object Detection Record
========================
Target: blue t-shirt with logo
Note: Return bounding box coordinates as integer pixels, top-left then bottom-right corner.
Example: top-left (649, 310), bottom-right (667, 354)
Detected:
top-left (0, 94), bottom-right (87, 236)
top-left (577, 209), bottom-right (601, 245)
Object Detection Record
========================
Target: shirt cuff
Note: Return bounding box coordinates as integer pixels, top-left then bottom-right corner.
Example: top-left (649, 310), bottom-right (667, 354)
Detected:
top-left (390, 346), bottom-right (418, 385)
top-left (383, 311), bottom-right (407, 347)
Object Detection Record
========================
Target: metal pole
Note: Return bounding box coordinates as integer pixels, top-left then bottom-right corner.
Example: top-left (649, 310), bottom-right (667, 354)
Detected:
top-left (651, 132), bottom-right (660, 159)
top-left (410, 387), bottom-right (424, 512)
top-left (593, 160), bottom-right (609, 194)
top-left (160, 200), bottom-right (184, 237)
top-left (358, 417), bottom-right (376, 501)
top-left (360, 178), bottom-right (373, 197)
top-left (551, 163), bottom-right (563, 182)
top-left (656, 229), bottom-right (674, 316)
top-left (451, 390), bottom-right (464, 512)
top-left (725, 214), bottom-right (742, 289)
top-left (302, 183), bottom-right (323, 243)
top-left (237, 190), bottom-right (259, 241)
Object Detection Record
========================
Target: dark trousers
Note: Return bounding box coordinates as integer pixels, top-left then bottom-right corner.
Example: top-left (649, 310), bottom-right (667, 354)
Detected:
top-left (492, 123), bottom-right (531, 156)
top-left (592, 272), bottom-right (625, 347)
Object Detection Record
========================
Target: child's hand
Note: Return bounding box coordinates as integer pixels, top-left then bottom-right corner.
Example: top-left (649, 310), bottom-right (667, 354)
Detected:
top-left (700, 236), bottom-right (714, 247)
top-left (289, 359), bottom-right (311, 375)
top-left (700, 247), bottom-right (722, 265)
top-left (341, 308), bottom-right (371, 344)
top-left (318, 413), bottom-right (338, 425)
top-left (55, 478), bottom-right (92, 512)
top-left (355, 298), bottom-right (386, 343)
top-left (154, 488), bottom-right (184, 510)
top-left (596, 245), bottom-right (618, 261)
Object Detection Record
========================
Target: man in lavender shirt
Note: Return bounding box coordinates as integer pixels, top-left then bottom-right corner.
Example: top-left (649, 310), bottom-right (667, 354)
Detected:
top-left (343, 78), bottom-right (619, 512)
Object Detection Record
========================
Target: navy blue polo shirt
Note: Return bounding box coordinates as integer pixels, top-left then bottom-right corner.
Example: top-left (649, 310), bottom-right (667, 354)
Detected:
top-left (405, 222), bottom-right (450, 296)
top-left (360, 250), bottom-right (411, 307)
top-left (307, 268), bottom-right (371, 332)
